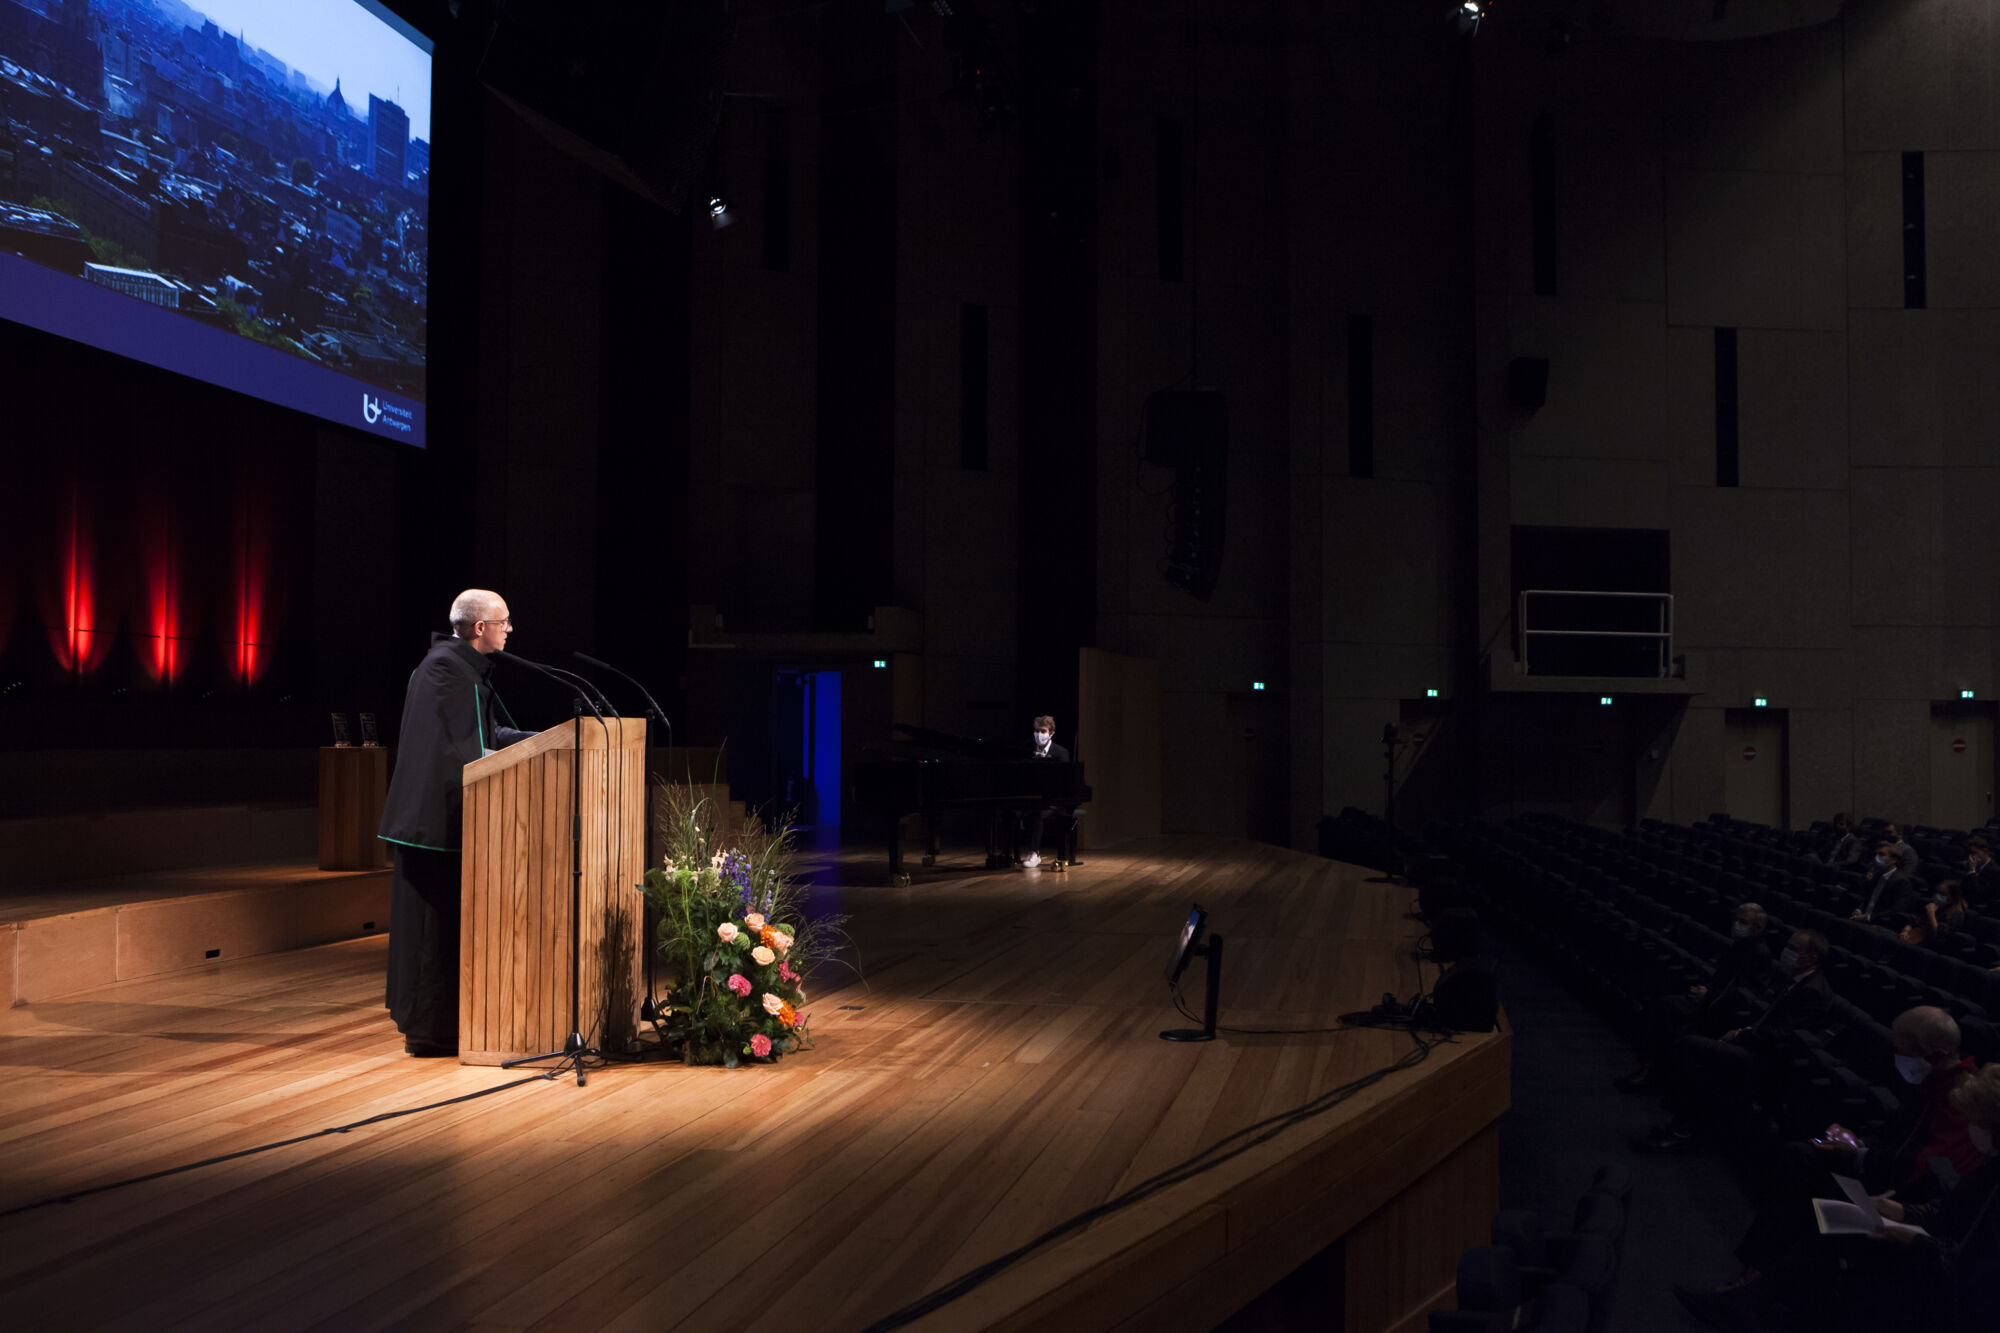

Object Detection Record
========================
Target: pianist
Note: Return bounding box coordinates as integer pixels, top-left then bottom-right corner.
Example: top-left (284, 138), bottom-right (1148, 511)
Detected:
top-left (1021, 714), bottom-right (1074, 868)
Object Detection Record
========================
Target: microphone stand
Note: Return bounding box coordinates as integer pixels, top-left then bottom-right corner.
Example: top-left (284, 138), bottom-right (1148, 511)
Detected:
top-left (575, 652), bottom-right (673, 1030)
top-left (495, 653), bottom-right (606, 1086)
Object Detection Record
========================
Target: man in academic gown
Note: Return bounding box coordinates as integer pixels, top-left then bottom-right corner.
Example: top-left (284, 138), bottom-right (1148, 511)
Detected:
top-left (378, 589), bottom-right (535, 1055)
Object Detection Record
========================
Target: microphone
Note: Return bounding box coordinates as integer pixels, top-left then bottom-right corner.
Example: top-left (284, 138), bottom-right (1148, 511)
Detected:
top-left (497, 653), bottom-right (608, 721)
top-left (573, 652), bottom-right (673, 751)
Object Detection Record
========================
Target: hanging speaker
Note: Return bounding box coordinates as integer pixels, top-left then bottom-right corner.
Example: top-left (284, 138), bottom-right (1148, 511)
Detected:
top-left (1507, 357), bottom-right (1550, 410)
top-left (1144, 389), bottom-right (1227, 600)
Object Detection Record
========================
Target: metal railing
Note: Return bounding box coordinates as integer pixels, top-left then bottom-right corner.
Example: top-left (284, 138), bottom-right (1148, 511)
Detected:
top-left (1518, 589), bottom-right (1674, 678)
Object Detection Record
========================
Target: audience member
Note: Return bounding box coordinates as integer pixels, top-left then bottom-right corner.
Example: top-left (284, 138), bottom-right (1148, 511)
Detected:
top-left (1826, 813), bottom-right (1869, 866)
top-left (1856, 845), bottom-right (1926, 923)
top-left (1686, 1007), bottom-right (1979, 1311)
top-left (1882, 821), bottom-right (1918, 871)
top-left (1927, 878), bottom-right (1971, 939)
top-left (1964, 836), bottom-right (2000, 909)
top-left (1677, 1060), bottom-right (2000, 1332)
top-left (1615, 901), bottom-right (1773, 1092)
top-left (1641, 929), bottom-right (1834, 1150)
top-left (1889, 913), bottom-right (1933, 949)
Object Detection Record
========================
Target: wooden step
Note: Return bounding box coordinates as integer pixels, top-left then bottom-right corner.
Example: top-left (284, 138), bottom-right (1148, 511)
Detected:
top-left (2, 861), bottom-right (390, 1006)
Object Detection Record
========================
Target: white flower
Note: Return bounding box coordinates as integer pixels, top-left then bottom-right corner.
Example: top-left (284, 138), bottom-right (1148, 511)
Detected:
top-left (751, 945), bottom-right (775, 967)
top-left (761, 992), bottom-right (786, 1015)
top-left (716, 922), bottom-right (739, 943)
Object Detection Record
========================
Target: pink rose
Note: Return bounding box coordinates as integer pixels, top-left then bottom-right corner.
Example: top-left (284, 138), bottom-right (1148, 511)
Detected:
top-left (744, 912), bottom-right (766, 931)
top-left (716, 922), bottom-right (739, 943)
top-left (761, 992), bottom-right (785, 1016)
top-left (726, 973), bottom-right (751, 997)
top-left (751, 945), bottom-right (776, 967)
top-left (779, 962), bottom-right (797, 982)
top-left (749, 1033), bottom-right (772, 1058)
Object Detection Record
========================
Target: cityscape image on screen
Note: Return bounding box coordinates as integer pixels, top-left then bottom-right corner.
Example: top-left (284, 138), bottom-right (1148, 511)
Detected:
top-left (0, 0), bottom-right (433, 444)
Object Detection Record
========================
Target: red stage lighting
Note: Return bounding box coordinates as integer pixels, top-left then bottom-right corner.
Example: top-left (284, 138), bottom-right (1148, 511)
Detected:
top-left (48, 486), bottom-right (106, 676)
top-left (232, 490), bottom-right (271, 686)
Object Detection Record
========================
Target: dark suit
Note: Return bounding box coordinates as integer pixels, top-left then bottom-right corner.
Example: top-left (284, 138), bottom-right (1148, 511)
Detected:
top-left (1641, 934), bottom-right (1774, 1063)
top-left (1666, 968), bottom-right (1835, 1129)
top-left (1861, 867), bottom-right (1926, 922)
top-left (378, 635), bottom-right (535, 1048)
top-left (1021, 741), bottom-right (1076, 861)
top-left (1965, 859), bottom-right (2000, 909)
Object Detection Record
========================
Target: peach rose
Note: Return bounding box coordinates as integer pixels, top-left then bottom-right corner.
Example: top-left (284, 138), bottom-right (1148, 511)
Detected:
top-left (716, 922), bottom-right (739, 943)
top-left (770, 931), bottom-right (793, 954)
top-left (744, 912), bottom-right (766, 931)
top-left (751, 945), bottom-right (776, 967)
top-left (761, 992), bottom-right (785, 1015)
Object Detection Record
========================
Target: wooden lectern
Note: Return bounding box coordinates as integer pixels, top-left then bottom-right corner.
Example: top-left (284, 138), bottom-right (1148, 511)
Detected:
top-left (458, 718), bottom-right (647, 1065)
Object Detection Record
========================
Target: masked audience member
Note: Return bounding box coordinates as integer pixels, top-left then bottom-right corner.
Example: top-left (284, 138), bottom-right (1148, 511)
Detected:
top-left (1641, 930), bottom-right (1834, 1150)
top-left (1617, 902), bottom-right (1773, 1092)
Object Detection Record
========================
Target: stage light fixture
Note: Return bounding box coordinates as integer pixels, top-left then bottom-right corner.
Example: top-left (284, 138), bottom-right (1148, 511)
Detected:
top-left (708, 196), bottom-right (734, 229)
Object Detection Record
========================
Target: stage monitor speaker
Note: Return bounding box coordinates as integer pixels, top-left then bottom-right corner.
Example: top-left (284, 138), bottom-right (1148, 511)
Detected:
top-left (475, 0), bottom-right (735, 212)
top-left (1507, 357), bottom-right (1549, 410)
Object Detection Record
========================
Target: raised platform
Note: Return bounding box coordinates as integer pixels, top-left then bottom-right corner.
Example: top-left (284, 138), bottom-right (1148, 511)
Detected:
top-left (0, 860), bottom-right (391, 1006)
top-left (0, 837), bottom-right (1507, 1332)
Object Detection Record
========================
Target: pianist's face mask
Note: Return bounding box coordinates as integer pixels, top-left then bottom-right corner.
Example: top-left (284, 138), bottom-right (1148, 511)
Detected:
top-left (1035, 731), bottom-right (1051, 748)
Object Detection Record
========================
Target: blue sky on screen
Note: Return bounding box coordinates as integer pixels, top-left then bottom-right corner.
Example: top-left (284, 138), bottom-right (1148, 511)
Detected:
top-left (176, 0), bottom-right (433, 142)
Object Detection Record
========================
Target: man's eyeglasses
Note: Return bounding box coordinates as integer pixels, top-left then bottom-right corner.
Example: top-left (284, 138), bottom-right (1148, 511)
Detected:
top-left (478, 618), bottom-right (513, 630)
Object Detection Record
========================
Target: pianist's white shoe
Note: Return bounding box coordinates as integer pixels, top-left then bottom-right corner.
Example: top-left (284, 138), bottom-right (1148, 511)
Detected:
top-left (1022, 853), bottom-right (1042, 868)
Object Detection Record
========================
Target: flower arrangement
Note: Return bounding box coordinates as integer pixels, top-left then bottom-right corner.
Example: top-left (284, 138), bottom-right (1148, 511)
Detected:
top-left (643, 783), bottom-right (841, 1066)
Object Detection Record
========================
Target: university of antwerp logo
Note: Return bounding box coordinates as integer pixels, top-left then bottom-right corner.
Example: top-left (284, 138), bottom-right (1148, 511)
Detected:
top-left (362, 392), bottom-right (383, 424)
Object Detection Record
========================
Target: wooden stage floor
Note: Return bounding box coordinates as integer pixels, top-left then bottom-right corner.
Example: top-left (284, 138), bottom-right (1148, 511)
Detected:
top-left (0, 837), bottom-right (1508, 1333)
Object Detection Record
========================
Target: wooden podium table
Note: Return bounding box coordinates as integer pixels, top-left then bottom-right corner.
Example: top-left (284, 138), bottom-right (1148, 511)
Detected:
top-left (458, 717), bottom-right (647, 1065)
top-left (316, 746), bottom-right (389, 870)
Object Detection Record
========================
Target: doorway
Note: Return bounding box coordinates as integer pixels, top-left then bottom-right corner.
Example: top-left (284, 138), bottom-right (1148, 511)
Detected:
top-left (1722, 708), bottom-right (1787, 828)
top-left (773, 669), bottom-right (843, 828)
top-left (1930, 701), bottom-right (1996, 832)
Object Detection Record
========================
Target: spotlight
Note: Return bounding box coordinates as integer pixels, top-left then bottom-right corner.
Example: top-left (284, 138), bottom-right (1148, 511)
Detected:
top-left (707, 196), bottom-right (734, 230)
top-left (1457, 0), bottom-right (1489, 34)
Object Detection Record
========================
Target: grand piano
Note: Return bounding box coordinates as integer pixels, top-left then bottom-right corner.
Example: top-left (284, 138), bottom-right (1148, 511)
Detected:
top-left (851, 724), bottom-right (1091, 882)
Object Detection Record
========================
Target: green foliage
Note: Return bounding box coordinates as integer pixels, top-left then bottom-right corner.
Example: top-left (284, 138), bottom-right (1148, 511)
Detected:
top-left (642, 781), bottom-right (850, 1065)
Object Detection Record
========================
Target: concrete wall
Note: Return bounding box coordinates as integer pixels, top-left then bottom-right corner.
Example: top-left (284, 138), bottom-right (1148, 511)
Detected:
top-left (1471, 0), bottom-right (2000, 830)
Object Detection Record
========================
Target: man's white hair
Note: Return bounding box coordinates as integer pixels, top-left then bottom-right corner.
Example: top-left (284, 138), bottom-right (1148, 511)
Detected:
top-left (450, 589), bottom-right (503, 638)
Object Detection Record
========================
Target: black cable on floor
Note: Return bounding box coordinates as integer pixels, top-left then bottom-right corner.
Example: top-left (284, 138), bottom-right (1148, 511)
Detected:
top-left (854, 1025), bottom-right (1445, 1333)
top-left (0, 1072), bottom-right (550, 1220)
